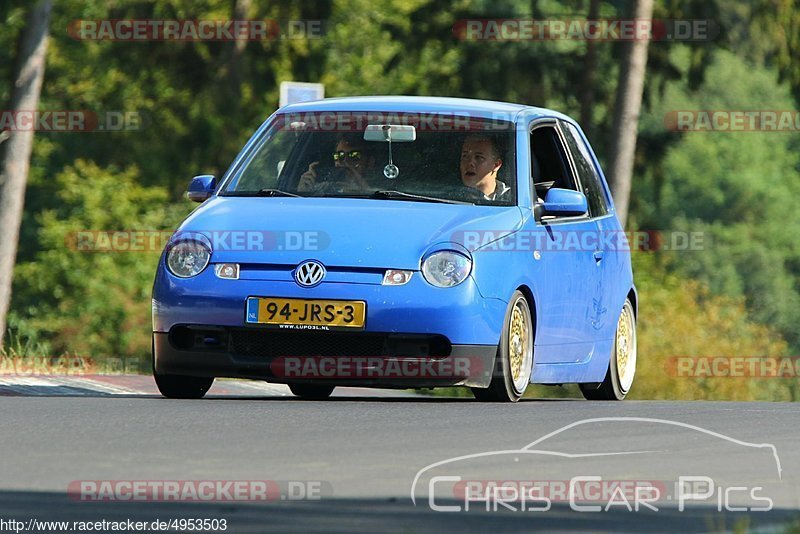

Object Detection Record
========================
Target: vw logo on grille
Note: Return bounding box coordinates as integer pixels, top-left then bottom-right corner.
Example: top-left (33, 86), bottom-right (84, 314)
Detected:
top-left (294, 260), bottom-right (326, 288)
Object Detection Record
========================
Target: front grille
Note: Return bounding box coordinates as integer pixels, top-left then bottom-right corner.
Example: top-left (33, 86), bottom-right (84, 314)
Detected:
top-left (228, 328), bottom-right (450, 359)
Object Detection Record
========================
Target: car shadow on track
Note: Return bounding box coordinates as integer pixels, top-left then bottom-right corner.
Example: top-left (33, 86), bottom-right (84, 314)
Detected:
top-left (0, 383), bottom-right (583, 402)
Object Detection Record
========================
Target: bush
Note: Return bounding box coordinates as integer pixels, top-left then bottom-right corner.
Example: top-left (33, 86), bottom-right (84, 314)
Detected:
top-left (629, 253), bottom-right (798, 401)
top-left (7, 160), bottom-right (191, 367)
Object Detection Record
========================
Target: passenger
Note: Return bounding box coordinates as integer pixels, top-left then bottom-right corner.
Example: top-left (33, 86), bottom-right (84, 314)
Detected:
top-left (459, 134), bottom-right (511, 201)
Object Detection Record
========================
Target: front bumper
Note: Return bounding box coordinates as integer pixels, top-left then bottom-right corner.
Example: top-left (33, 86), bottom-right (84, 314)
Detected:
top-left (153, 330), bottom-right (497, 388)
top-left (152, 263), bottom-right (508, 346)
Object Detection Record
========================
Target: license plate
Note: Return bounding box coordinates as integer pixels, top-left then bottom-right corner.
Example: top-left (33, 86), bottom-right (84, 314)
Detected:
top-left (245, 297), bottom-right (366, 330)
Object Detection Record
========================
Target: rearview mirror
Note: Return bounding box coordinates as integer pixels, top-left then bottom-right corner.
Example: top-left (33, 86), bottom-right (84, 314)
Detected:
top-left (535, 188), bottom-right (588, 221)
top-left (363, 124), bottom-right (416, 142)
top-left (186, 175), bottom-right (216, 203)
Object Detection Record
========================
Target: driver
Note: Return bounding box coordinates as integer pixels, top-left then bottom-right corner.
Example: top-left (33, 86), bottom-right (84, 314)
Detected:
top-left (297, 134), bottom-right (378, 193)
top-left (459, 134), bottom-right (511, 201)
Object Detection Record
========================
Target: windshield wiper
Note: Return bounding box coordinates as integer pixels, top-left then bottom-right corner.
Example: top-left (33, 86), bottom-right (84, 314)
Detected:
top-left (370, 190), bottom-right (471, 204)
top-left (220, 188), bottom-right (302, 197)
top-left (256, 188), bottom-right (302, 197)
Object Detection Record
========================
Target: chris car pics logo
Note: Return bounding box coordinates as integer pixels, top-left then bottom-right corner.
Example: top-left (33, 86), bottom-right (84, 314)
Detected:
top-left (411, 417), bottom-right (781, 513)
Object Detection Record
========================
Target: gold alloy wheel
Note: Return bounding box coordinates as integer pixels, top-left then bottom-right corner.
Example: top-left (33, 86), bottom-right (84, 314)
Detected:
top-left (508, 296), bottom-right (532, 393)
top-left (615, 300), bottom-right (637, 393)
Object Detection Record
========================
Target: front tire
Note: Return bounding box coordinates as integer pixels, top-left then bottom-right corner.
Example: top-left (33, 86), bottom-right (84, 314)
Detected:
top-left (471, 291), bottom-right (534, 402)
top-left (289, 383), bottom-right (335, 399)
top-left (152, 341), bottom-right (213, 399)
top-left (580, 298), bottom-right (637, 401)
top-left (154, 372), bottom-right (214, 399)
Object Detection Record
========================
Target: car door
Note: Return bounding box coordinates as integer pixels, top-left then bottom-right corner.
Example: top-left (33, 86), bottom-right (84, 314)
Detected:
top-left (526, 120), bottom-right (603, 363)
top-left (560, 120), bottom-right (618, 342)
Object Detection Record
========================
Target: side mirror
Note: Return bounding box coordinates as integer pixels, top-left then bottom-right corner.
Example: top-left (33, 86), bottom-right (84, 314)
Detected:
top-left (535, 188), bottom-right (588, 221)
top-left (186, 175), bottom-right (216, 203)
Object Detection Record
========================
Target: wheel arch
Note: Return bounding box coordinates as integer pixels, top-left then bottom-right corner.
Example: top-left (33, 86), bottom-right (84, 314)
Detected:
top-left (516, 284), bottom-right (537, 341)
top-left (627, 286), bottom-right (638, 318)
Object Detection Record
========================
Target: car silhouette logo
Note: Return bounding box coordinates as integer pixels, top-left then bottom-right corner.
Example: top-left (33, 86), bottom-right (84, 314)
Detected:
top-left (295, 260), bottom-right (326, 287)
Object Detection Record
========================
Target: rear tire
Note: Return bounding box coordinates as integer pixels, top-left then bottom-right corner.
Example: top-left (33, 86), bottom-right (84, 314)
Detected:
top-left (289, 383), bottom-right (335, 399)
top-left (580, 298), bottom-right (637, 401)
top-left (471, 291), bottom-right (533, 402)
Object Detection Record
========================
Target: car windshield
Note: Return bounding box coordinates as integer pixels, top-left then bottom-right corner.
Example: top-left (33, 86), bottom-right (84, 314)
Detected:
top-left (221, 111), bottom-right (517, 205)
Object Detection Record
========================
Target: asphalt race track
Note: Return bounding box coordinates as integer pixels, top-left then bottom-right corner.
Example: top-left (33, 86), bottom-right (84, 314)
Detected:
top-left (0, 376), bottom-right (798, 533)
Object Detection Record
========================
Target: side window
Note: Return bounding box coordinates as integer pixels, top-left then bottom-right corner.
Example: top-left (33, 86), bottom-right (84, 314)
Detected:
top-left (562, 122), bottom-right (609, 217)
top-left (530, 124), bottom-right (579, 203)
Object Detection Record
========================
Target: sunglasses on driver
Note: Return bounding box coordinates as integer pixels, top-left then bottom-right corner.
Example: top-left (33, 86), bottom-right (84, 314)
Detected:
top-left (332, 150), bottom-right (362, 162)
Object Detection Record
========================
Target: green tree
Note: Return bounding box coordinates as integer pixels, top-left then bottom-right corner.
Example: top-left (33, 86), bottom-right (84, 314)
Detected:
top-left (636, 48), bottom-right (800, 348)
top-left (11, 161), bottom-right (190, 363)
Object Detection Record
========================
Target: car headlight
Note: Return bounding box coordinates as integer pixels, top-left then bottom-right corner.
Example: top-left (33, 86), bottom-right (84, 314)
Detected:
top-left (421, 251), bottom-right (472, 288)
top-left (166, 240), bottom-right (211, 278)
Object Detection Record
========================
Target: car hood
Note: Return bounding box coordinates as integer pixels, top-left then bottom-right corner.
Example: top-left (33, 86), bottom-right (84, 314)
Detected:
top-left (175, 196), bottom-right (524, 270)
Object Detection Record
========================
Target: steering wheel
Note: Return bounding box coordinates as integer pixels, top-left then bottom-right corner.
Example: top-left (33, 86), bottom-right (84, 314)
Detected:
top-left (444, 184), bottom-right (488, 203)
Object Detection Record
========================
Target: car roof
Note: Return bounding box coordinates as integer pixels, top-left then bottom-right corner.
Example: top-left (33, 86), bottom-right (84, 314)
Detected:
top-left (277, 96), bottom-right (571, 122)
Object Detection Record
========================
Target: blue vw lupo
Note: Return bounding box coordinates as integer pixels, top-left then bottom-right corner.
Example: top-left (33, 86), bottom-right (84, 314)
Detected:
top-left (152, 96), bottom-right (637, 402)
